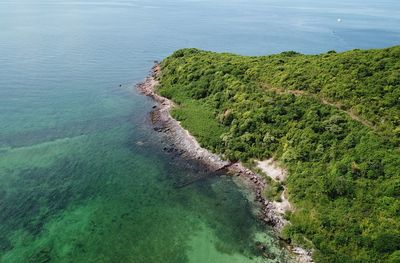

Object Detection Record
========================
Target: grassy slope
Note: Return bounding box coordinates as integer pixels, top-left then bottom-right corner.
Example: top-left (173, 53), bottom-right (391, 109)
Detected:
top-left (157, 47), bottom-right (400, 263)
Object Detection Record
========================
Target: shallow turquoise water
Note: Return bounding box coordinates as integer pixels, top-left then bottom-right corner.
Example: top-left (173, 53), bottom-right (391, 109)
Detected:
top-left (0, 0), bottom-right (399, 262)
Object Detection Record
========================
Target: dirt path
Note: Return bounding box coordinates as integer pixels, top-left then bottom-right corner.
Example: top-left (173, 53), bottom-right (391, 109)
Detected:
top-left (261, 84), bottom-right (375, 130)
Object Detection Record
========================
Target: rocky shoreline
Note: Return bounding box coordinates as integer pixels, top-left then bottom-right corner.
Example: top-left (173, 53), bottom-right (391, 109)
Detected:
top-left (136, 64), bottom-right (313, 263)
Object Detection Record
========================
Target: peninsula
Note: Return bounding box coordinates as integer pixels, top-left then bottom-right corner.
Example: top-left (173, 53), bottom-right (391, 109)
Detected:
top-left (139, 46), bottom-right (400, 263)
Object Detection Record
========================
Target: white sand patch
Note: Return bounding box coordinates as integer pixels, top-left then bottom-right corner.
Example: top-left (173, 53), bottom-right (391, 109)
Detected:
top-left (256, 158), bottom-right (287, 182)
top-left (256, 159), bottom-right (292, 214)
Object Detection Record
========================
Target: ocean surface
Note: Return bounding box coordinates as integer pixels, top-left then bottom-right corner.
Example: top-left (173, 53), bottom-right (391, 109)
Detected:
top-left (0, 0), bottom-right (399, 262)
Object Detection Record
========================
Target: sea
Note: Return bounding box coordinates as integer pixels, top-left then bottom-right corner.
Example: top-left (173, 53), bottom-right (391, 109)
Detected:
top-left (0, 0), bottom-right (399, 262)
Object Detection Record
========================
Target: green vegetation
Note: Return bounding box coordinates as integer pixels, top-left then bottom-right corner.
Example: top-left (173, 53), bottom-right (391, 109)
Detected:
top-left (157, 46), bottom-right (400, 263)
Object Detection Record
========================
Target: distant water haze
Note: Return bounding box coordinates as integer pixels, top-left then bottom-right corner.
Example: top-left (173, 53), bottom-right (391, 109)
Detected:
top-left (0, 0), bottom-right (399, 262)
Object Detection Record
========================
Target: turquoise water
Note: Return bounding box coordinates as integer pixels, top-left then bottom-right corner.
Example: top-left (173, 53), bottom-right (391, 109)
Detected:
top-left (0, 0), bottom-right (399, 262)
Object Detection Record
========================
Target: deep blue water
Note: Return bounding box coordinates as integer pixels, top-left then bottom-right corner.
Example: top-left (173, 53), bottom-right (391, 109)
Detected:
top-left (0, 0), bottom-right (399, 262)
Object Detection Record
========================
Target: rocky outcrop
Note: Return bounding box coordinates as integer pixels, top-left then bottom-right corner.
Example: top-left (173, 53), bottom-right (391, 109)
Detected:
top-left (137, 64), bottom-right (230, 171)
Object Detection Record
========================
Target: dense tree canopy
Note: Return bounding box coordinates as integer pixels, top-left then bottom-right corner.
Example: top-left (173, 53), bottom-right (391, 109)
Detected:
top-left (157, 46), bottom-right (400, 263)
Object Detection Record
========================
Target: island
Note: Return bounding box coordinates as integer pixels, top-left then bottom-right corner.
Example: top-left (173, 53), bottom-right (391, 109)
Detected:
top-left (138, 46), bottom-right (400, 263)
